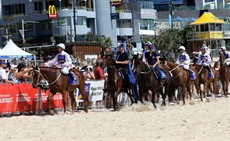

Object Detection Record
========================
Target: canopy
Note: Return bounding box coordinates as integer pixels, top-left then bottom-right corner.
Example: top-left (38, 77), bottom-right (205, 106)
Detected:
top-left (191, 12), bottom-right (225, 25)
top-left (1, 39), bottom-right (33, 59)
top-left (0, 49), bottom-right (11, 59)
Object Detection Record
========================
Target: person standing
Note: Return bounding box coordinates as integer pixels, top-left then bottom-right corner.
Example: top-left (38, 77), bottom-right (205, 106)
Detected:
top-left (0, 60), bottom-right (14, 84)
top-left (94, 59), bottom-right (108, 80)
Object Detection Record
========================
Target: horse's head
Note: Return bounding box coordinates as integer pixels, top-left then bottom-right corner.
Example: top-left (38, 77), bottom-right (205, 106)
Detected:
top-left (219, 51), bottom-right (225, 66)
top-left (32, 66), bottom-right (41, 88)
top-left (132, 54), bottom-right (148, 75)
top-left (104, 53), bottom-right (116, 68)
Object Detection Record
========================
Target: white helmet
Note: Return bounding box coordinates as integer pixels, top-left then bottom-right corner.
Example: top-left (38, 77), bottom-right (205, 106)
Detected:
top-left (178, 46), bottom-right (185, 51)
top-left (57, 43), bottom-right (65, 50)
top-left (221, 46), bottom-right (226, 50)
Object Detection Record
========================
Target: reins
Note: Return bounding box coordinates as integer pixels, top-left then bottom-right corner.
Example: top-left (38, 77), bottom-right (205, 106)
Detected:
top-left (34, 68), bottom-right (62, 86)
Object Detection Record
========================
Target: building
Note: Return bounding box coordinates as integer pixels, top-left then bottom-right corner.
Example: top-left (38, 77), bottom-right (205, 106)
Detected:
top-left (0, 0), bottom-right (98, 47)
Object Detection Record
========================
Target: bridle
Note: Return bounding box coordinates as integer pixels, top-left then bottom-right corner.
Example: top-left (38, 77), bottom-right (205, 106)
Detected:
top-left (33, 67), bottom-right (62, 86)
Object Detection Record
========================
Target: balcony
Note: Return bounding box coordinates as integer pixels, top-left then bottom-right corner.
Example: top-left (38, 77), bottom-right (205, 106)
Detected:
top-left (117, 28), bottom-right (133, 36)
top-left (116, 10), bottom-right (132, 19)
top-left (140, 9), bottom-right (157, 19)
top-left (187, 31), bottom-right (224, 41)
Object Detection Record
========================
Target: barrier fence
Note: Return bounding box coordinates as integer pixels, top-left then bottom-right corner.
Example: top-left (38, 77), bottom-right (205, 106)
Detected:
top-left (0, 80), bottom-right (105, 115)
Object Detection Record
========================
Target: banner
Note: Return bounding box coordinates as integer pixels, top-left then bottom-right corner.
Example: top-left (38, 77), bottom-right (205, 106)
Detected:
top-left (0, 84), bottom-right (63, 114)
top-left (76, 80), bottom-right (104, 102)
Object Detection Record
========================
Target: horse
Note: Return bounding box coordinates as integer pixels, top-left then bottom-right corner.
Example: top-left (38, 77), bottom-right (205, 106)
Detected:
top-left (194, 64), bottom-right (218, 100)
top-left (32, 67), bottom-right (89, 114)
top-left (219, 52), bottom-right (230, 97)
top-left (164, 61), bottom-right (200, 104)
top-left (132, 55), bottom-right (173, 108)
top-left (103, 54), bottom-right (135, 110)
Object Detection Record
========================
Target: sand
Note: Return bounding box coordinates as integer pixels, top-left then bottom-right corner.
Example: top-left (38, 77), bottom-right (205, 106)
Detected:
top-left (1, 97), bottom-right (230, 141)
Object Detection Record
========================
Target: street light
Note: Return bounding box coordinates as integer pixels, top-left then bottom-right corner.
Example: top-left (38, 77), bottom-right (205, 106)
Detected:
top-left (59, 0), bottom-right (62, 10)
top-left (21, 19), bottom-right (39, 46)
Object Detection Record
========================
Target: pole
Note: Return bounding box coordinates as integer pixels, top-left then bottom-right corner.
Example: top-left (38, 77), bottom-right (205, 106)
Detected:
top-left (73, 0), bottom-right (77, 42)
top-left (59, 0), bottom-right (62, 10)
top-left (169, 0), bottom-right (173, 29)
top-left (22, 19), bottom-right (25, 46)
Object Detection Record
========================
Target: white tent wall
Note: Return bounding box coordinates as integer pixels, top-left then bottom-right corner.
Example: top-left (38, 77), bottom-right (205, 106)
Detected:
top-left (1, 39), bottom-right (33, 59)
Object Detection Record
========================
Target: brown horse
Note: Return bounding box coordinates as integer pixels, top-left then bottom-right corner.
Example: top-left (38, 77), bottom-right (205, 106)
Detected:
top-left (132, 55), bottom-right (173, 107)
top-left (103, 54), bottom-right (135, 110)
top-left (32, 67), bottom-right (88, 114)
top-left (219, 52), bottom-right (230, 97)
top-left (164, 61), bottom-right (200, 104)
top-left (194, 64), bottom-right (218, 100)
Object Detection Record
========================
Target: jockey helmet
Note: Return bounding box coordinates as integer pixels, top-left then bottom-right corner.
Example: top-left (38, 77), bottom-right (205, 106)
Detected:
top-left (178, 46), bottom-right (185, 51)
top-left (57, 43), bottom-right (65, 50)
top-left (146, 41), bottom-right (153, 50)
top-left (201, 47), bottom-right (206, 51)
top-left (220, 46), bottom-right (226, 50)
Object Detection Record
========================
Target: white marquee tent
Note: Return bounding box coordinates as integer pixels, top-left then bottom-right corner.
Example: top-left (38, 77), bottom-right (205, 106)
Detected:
top-left (0, 39), bottom-right (33, 59)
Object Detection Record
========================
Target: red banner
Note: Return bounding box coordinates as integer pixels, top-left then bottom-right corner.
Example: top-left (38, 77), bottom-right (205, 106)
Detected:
top-left (0, 84), bottom-right (63, 114)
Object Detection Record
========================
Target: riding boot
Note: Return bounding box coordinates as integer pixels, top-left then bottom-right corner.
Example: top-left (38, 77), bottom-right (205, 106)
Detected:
top-left (157, 73), bottom-right (164, 88)
top-left (69, 70), bottom-right (76, 81)
top-left (205, 66), bottom-right (214, 79)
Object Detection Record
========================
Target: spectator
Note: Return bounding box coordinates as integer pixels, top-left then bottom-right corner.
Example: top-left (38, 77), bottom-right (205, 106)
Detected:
top-left (8, 62), bottom-right (33, 83)
top-left (0, 60), bottom-right (14, 84)
top-left (76, 56), bottom-right (81, 66)
top-left (93, 59), bottom-right (108, 80)
top-left (40, 56), bottom-right (51, 67)
top-left (80, 61), bottom-right (95, 80)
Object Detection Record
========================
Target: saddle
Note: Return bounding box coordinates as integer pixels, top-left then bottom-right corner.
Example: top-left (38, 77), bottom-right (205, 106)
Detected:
top-left (150, 67), bottom-right (167, 80)
top-left (188, 69), bottom-right (196, 80)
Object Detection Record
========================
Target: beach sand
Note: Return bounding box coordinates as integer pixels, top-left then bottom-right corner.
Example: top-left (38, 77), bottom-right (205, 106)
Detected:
top-left (1, 97), bottom-right (230, 141)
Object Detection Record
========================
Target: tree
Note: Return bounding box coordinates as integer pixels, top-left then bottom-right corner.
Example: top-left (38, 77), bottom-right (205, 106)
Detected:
top-left (84, 32), bottom-right (112, 49)
top-left (155, 29), bottom-right (183, 53)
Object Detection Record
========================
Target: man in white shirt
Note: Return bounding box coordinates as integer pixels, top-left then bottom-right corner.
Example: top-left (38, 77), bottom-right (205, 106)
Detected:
top-left (47, 43), bottom-right (77, 84)
top-left (196, 47), bottom-right (214, 79)
top-left (0, 60), bottom-right (14, 84)
top-left (175, 46), bottom-right (196, 80)
top-left (220, 46), bottom-right (230, 66)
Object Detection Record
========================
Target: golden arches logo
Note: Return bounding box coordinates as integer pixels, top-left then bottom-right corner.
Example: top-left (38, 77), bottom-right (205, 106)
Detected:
top-left (48, 5), bottom-right (57, 19)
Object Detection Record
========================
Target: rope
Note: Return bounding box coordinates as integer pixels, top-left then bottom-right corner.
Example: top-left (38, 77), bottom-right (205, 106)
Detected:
top-left (198, 65), bottom-right (204, 74)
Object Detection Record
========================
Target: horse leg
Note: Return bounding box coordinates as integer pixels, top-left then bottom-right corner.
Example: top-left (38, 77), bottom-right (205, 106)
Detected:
top-left (47, 92), bottom-right (54, 114)
top-left (62, 90), bottom-right (68, 113)
top-left (151, 91), bottom-right (157, 109)
top-left (182, 85), bottom-right (187, 105)
top-left (78, 84), bottom-right (88, 113)
top-left (69, 91), bottom-right (76, 114)
top-left (159, 88), bottom-right (166, 106)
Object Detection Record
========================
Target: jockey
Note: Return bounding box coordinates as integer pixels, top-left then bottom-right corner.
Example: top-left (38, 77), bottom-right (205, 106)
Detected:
top-left (145, 42), bottom-right (165, 87)
top-left (116, 44), bottom-right (130, 86)
top-left (220, 46), bottom-right (230, 67)
top-left (47, 43), bottom-right (77, 84)
top-left (175, 46), bottom-right (195, 79)
top-left (196, 47), bottom-right (214, 79)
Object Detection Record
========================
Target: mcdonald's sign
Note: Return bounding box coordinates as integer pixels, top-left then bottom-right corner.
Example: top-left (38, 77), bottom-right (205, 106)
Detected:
top-left (48, 5), bottom-right (57, 19)
top-left (111, 0), bottom-right (122, 6)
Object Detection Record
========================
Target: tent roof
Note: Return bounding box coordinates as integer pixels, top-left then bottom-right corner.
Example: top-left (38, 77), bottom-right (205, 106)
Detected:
top-left (1, 39), bottom-right (33, 58)
top-left (191, 12), bottom-right (225, 25)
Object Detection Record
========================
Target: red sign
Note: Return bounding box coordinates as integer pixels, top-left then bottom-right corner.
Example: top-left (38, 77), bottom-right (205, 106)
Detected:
top-left (0, 84), bottom-right (63, 114)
